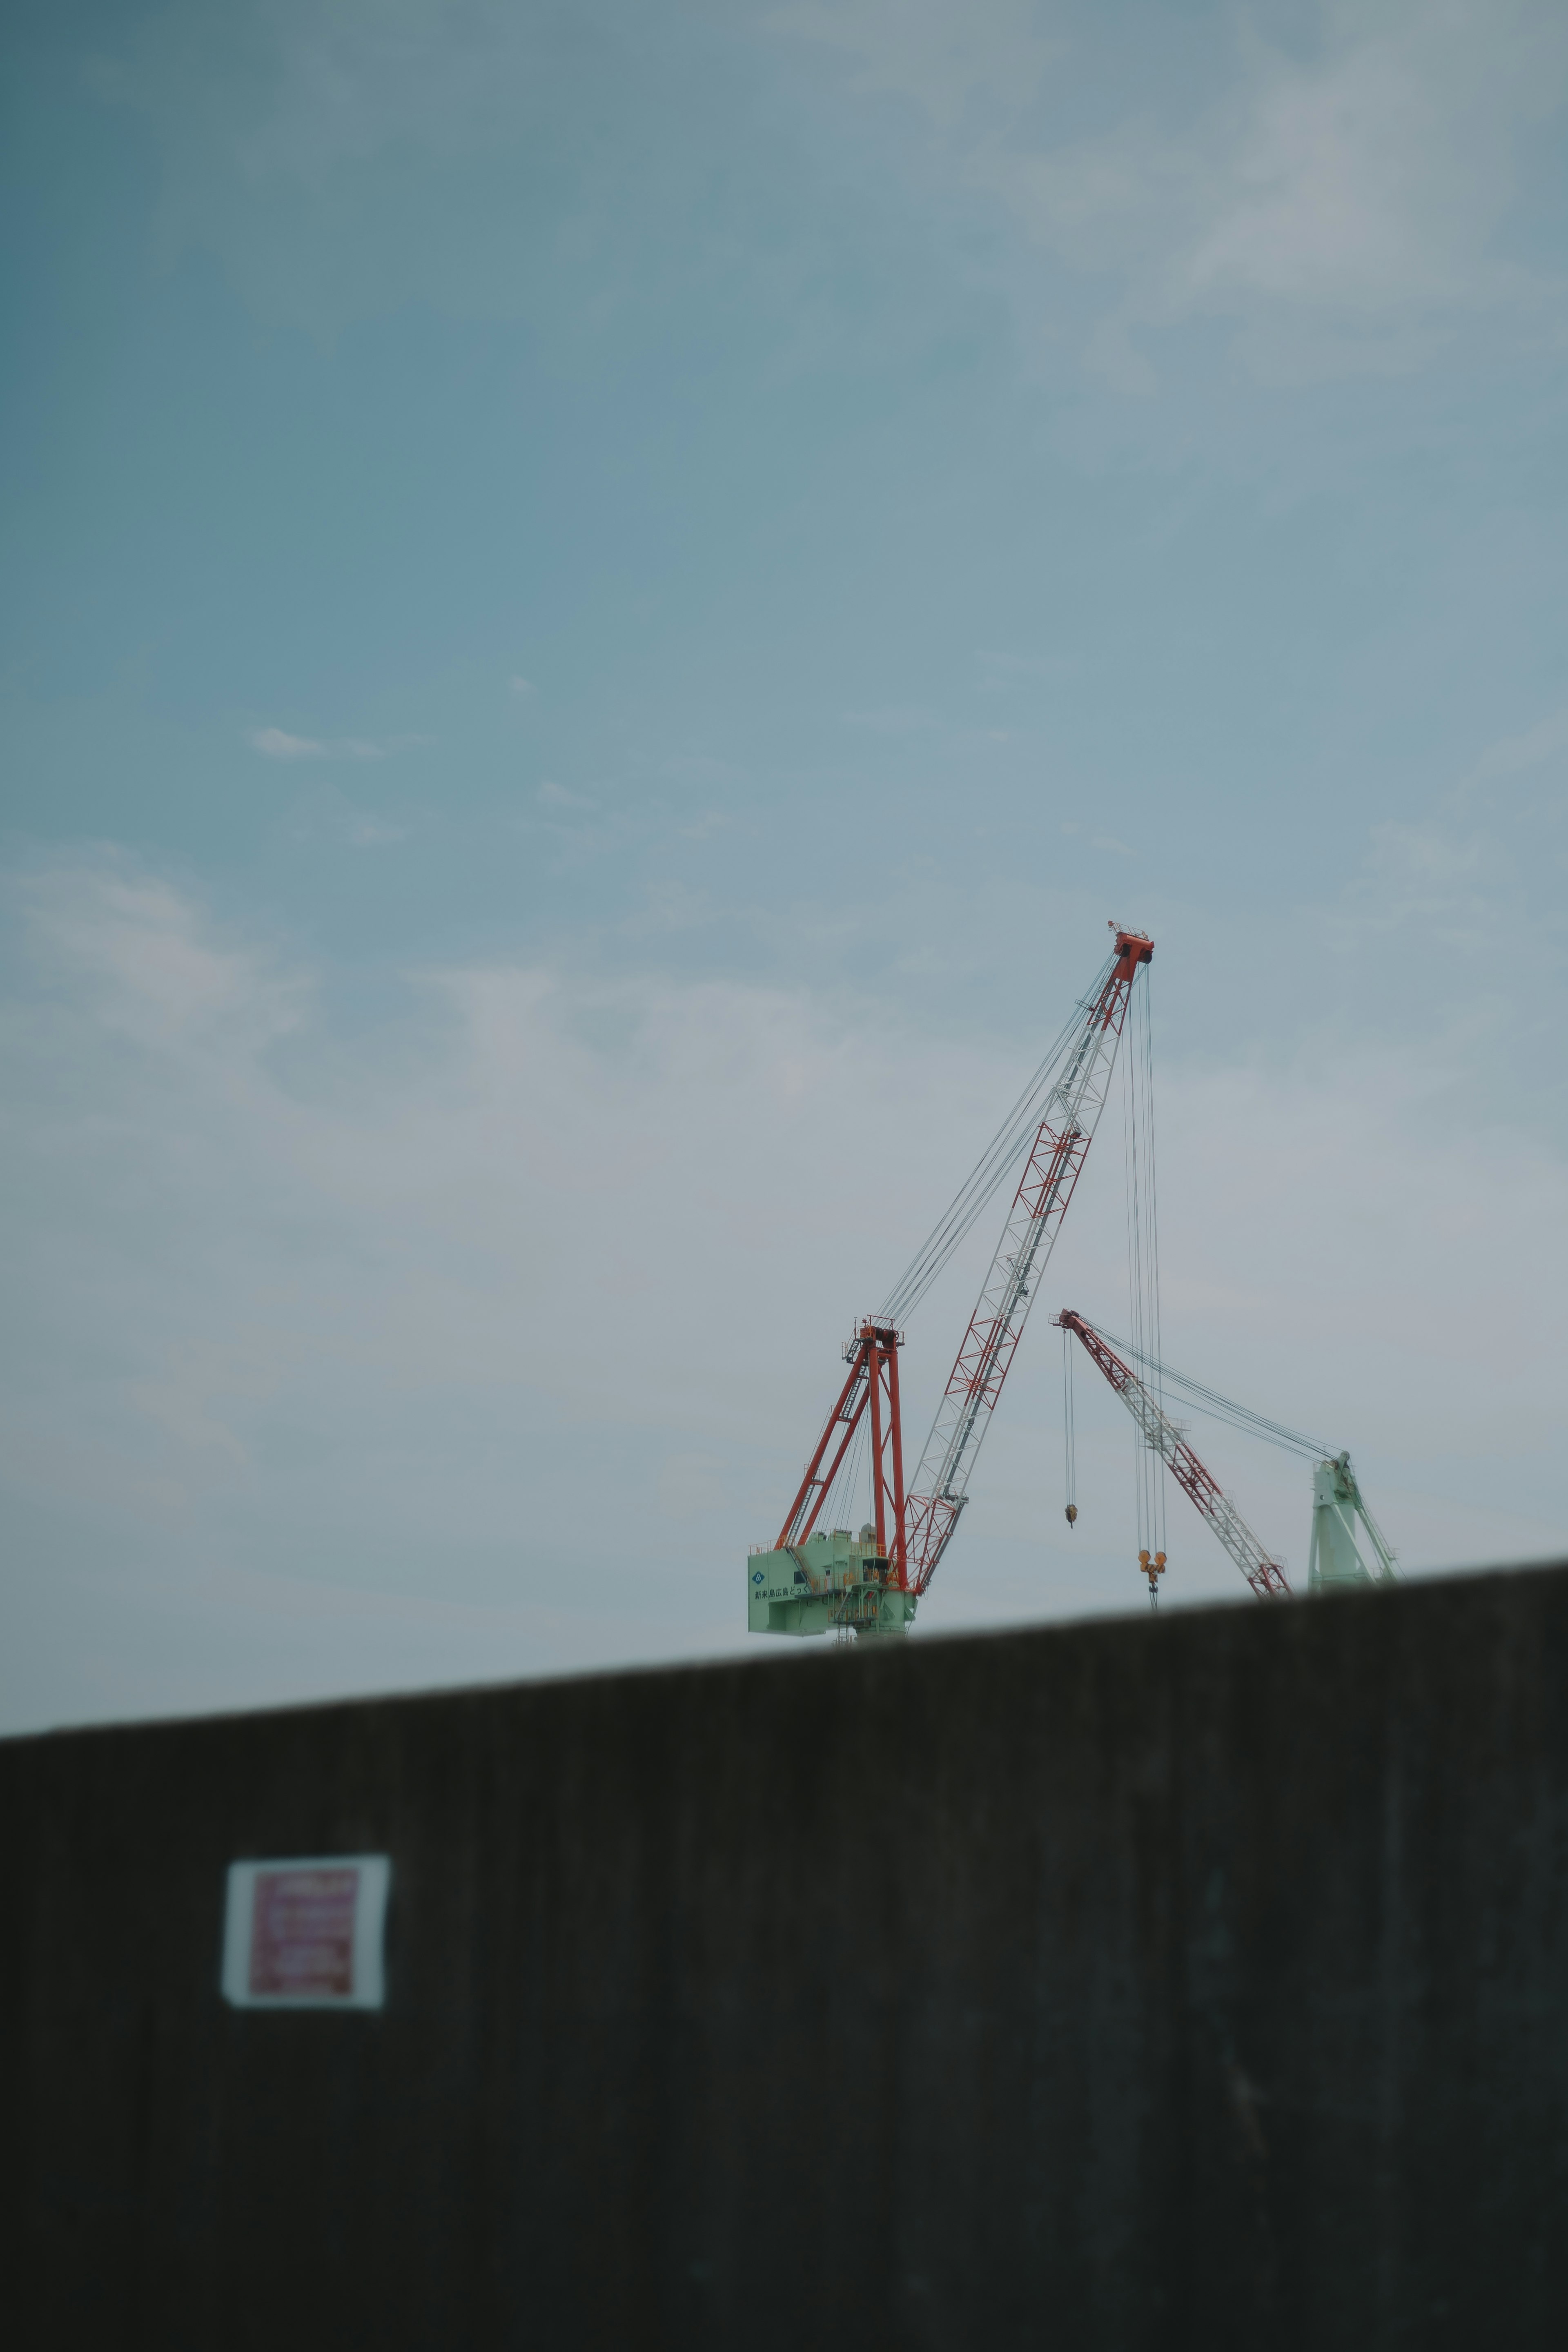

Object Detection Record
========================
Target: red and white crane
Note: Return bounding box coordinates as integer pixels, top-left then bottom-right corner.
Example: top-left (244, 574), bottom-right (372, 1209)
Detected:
top-left (1055, 1311), bottom-right (1291, 1603)
top-left (748, 927), bottom-right (1154, 1638)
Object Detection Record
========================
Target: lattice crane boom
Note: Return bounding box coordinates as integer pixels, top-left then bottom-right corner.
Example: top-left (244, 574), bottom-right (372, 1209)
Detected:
top-left (902, 931), bottom-right (1154, 1595)
top-left (1056, 1311), bottom-right (1292, 1600)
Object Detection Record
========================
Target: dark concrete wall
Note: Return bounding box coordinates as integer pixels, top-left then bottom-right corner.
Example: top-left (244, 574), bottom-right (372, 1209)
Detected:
top-left (6, 1563), bottom-right (1568, 2351)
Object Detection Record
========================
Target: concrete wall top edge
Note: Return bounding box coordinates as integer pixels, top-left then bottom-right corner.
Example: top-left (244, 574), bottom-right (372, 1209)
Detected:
top-left (6, 1552), bottom-right (1564, 1761)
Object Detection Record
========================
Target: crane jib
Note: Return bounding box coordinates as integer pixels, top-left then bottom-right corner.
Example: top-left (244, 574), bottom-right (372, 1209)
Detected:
top-left (1056, 1310), bottom-right (1291, 1601)
top-left (902, 938), bottom-right (1152, 1595)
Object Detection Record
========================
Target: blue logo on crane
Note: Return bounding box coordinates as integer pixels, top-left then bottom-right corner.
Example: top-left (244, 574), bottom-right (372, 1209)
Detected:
top-left (751, 1570), bottom-right (764, 1586)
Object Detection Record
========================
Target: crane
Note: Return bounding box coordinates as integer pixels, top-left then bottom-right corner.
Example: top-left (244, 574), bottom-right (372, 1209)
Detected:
top-left (1057, 1311), bottom-right (1399, 1601)
top-left (748, 927), bottom-right (1154, 1639)
top-left (1056, 1311), bottom-right (1290, 1603)
top-left (1308, 1454), bottom-right (1398, 1589)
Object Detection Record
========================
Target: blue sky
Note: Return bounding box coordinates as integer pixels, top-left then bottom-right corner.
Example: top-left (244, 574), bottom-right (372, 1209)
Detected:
top-left (4, 0), bottom-right (1566, 1730)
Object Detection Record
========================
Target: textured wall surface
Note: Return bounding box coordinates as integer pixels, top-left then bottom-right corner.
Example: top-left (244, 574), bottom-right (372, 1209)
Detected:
top-left (6, 1562), bottom-right (1568, 2350)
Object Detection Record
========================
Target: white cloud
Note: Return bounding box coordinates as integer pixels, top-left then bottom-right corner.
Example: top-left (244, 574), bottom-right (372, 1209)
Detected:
top-left (1470, 706), bottom-right (1568, 784)
top-left (13, 858), bottom-right (306, 1053)
top-left (251, 726), bottom-right (327, 759)
top-left (537, 779), bottom-right (595, 809)
top-left (509, 675), bottom-right (536, 698)
top-left (250, 727), bottom-right (389, 761)
top-left (773, 0), bottom-right (1568, 380)
top-left (769, 0), bottom-right (1061, 136)
top-left (90, 0), bottom-right (1568, 388)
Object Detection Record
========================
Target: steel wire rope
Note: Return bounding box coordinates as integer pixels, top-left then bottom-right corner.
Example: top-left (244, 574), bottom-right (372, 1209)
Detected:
top-left (822, 1408), bottom-right (870, 1534)
top-left (1141, 973), bottom-right (1166, 1562)
top-left (1090, 1327), bottom-right (1330, 1460)
top-left (1119, 974), bottom-right (1165, 1581)
top-left (1121, 977), bottom-right (1165, 1577)
top-left (1062, 1318), bottom-right (1077, 1520)
top-left (878, 957), bottom-right (1117, 1328)
top-left (1121, 1022), bottom-right (1142, 1556)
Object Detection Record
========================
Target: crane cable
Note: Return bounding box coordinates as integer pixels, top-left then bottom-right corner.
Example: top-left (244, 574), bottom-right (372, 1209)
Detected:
top-left (1122, 969), bottom-right (1166, 1595)
top-left (1087, 1326), bottom-right (1331, 1462)
top-left (879, 956), bottom-right (1118, 1328)
top-left (821, 1396), bottom-right (870, 1531)
top-left (1061, 1318), bottom-right (1078, 1527)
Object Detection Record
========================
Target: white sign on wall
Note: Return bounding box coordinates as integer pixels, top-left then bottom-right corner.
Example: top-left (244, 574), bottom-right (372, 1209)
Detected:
top-left (221, 1854), bottom-right (391, 2010)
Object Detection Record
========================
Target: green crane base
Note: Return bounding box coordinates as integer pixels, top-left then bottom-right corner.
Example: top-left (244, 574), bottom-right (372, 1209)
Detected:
top-left (746, 1528), bottom-right (918, 1638)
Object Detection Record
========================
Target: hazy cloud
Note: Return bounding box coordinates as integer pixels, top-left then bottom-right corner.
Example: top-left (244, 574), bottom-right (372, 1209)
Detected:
top-left (774, 0), bottom-right (1568, 381)
top-left (1470, 706), bottom-right (1568, 784)
top-left (90, 0), bottom-right (1568, 392)
top-left (12, 859), bottom-right (306, 1053)
top-left (4, 851), bottom-right (1564, 1731)
top-left (251, 726), bottom-right (327, 759)
top-left (251, 727), bottom-right (388, 761)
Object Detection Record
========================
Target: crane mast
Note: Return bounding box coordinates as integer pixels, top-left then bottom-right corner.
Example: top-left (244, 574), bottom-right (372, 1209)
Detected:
top-left (1056, 1312), bottom-right (1291, 1601)
top-left (903, 931), bottom-right (1153, 1595)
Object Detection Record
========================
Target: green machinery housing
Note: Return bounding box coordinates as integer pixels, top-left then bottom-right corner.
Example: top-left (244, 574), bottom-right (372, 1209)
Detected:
top-left (747, 1526), bottom-right (918, 1639)
top-left (1307, 1452), bottom-right (1398, 1590)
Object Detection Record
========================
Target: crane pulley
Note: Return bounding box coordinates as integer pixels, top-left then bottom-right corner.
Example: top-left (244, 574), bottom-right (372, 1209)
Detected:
top-left (747, 927), bottom-right (1153, 1639)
